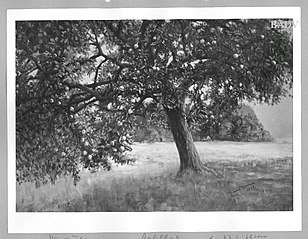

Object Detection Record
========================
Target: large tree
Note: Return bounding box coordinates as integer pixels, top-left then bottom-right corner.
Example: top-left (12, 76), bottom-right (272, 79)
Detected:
top-left (16, 19), bottom-right (292, 185)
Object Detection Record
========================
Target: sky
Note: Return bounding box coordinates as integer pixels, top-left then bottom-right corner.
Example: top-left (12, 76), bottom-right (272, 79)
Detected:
top-left (252, 96), bottom-right (293, 140)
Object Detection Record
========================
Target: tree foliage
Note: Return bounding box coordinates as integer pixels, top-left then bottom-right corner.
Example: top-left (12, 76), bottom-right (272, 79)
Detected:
top-left (16, 19), bottom-right (292, 185)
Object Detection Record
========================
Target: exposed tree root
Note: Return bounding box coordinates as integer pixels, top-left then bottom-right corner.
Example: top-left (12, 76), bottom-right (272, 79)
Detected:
top-left (201, 164), bottom-right (223, 178)
top-left (176, 163), bottom-right (222, 178)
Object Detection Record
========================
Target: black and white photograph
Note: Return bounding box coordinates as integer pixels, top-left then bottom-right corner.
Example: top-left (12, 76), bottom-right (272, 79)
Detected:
top-left (7, 7), bottom-right (301, 233)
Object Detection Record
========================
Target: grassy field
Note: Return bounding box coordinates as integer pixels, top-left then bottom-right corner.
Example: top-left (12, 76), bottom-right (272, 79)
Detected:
top-left (16, 140), bottom-right (293, 212)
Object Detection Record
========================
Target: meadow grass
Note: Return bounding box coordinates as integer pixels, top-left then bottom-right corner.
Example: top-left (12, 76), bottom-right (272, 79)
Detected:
top-left (17, 151), bottom-right (293, 212)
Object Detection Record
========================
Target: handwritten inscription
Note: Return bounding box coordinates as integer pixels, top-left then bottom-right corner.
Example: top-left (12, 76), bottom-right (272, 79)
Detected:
top-left (208, 234), bottom-right (267, 239)
top-left (49, 233), bottom-right (181, 239)
top-left (142, 233), bottom-right (181, 239)
top-left (228, 182), bottom-right (259, 202)
top-left (228, 182), bottom-right (257, 196)
top-left (48, 233), bottom-right (267, 239)
top-left (49, 235), bottom-right (86, 239)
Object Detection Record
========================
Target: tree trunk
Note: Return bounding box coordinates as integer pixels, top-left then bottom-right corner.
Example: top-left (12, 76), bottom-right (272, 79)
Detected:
top-left (164, 107), bottom-right (203, 172)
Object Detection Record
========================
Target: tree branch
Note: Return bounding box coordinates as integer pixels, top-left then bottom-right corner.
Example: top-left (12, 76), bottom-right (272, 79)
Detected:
top-left (67, 83), bottom-right (103, 101)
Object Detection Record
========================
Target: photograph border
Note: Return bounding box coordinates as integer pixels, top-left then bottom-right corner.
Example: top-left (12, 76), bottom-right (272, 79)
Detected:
top-left (5, 5), bottom-right (302, 236)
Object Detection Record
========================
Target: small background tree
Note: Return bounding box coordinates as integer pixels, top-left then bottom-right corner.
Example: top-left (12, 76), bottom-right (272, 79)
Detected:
top-left (194, 104), bottom-right (273, 142)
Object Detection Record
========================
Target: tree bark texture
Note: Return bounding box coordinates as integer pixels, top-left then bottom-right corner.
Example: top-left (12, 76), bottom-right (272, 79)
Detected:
top-left (165, 107), bottom-right (203, 172)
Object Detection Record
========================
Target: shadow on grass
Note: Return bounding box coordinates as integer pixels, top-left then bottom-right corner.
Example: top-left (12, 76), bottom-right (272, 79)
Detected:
top-left (52, 157), bottom-right (292, 212)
